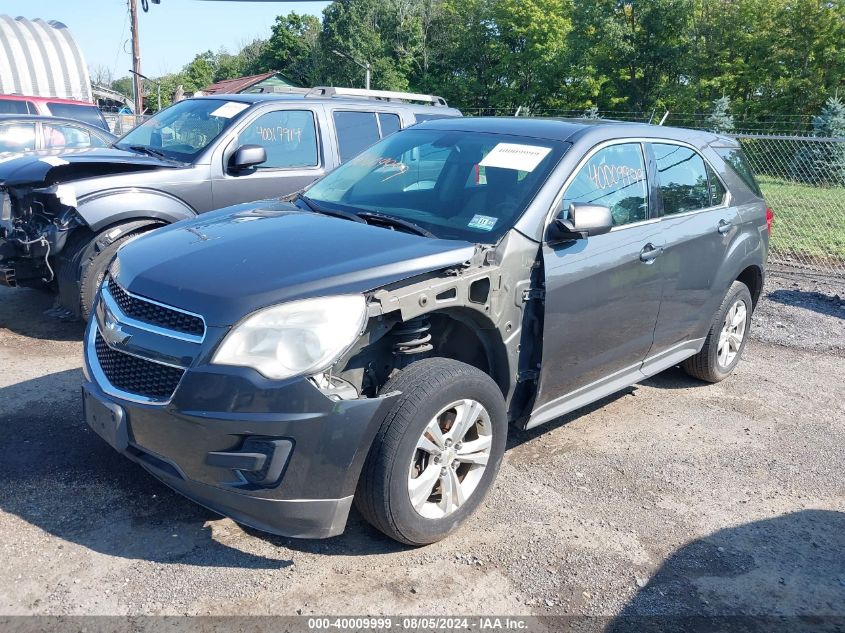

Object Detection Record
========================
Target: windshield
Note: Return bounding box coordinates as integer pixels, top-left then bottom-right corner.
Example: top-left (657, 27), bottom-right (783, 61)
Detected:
top-left (304, 128), bottom-right (567, 242)
top-left (116, 99), bottom-right (249, 162)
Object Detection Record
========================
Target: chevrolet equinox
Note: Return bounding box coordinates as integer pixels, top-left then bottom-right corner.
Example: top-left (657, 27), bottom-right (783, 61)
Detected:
top-left (82, 117), bottom-right (770, 545)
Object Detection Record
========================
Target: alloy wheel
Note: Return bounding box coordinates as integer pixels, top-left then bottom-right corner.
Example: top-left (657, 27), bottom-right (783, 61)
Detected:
top-left (717, 299), bottom-right (748, 368)
top-left (407, 399), bottom-right (493, 519)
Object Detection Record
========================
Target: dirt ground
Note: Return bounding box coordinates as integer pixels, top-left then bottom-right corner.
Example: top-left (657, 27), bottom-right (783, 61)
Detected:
top-left (0, 269), bottom-right (843, 622)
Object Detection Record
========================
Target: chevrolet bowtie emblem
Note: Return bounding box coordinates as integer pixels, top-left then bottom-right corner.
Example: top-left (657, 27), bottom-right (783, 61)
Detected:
top-left (102, 307), bottom-right (131, 346)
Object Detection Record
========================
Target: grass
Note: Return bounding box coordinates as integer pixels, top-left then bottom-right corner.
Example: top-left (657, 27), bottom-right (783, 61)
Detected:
top-left (757, 176), bottom-right (845, 262)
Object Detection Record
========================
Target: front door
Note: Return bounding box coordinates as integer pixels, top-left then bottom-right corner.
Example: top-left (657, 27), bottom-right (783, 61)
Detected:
top-left (530, 142), bottom-right (665, 426)
top-left (211, 108), bottom-right (327, 208)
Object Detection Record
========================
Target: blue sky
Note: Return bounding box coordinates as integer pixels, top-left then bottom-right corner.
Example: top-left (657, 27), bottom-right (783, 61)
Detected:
top-left (3, 0), bottom-right (329, 78)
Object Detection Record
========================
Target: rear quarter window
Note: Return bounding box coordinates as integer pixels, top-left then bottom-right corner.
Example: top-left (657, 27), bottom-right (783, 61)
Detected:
top-left (714, 147), bottom-right (763, 197)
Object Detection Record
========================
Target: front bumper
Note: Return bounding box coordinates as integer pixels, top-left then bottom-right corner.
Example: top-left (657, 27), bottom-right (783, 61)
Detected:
top-left (82, 317), bottom-right (396, 539)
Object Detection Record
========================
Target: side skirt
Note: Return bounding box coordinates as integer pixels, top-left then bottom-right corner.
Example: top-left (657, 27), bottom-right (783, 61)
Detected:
top-left (523, 338), bottom-right (704, 430)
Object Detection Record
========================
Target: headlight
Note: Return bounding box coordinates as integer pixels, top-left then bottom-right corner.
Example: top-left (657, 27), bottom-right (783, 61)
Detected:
top-left (211, 295), bottom-right (367, 380)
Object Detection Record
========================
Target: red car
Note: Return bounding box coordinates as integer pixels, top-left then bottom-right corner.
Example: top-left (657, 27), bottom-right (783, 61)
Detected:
top-left (0, 94), bottom-right (110, 132)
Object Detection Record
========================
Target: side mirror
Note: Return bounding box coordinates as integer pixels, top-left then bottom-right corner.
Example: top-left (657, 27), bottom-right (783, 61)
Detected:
top-left (229, 144), bottom-right (266, 172)
top-left (550, 203), bottom-right (614, 240)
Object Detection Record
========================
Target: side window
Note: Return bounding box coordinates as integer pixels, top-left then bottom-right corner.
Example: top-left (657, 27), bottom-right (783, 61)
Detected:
top-left (235, 110), bottom-right (318, 169)
top-left (334, 111), bottom-right (380, 163)
top-left (43, 124), bottom-right (108, 149)
top-left (652, 143), bottom-right (710, 215)
top-left (0, 123), bottom-right (37, 152)
top-left (560, 143), bottom-right (649, 226)
top-left (378, 113), bottom-right (401, 138)
top-left (707, 163), bottom-right (727, 207)
top-left (0, 99), bottom-right (30, 114)
top-left (714, 147), bottom-right (762, 197)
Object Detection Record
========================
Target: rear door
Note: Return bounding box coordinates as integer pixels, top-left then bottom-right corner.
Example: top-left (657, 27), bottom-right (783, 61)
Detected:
top-left (211, 106), bottom-right (327, 208)
top-left (530, 141), bottom-right (665, 424)
top-left (642, 142), bottom-right (741, 374)
top-left (328, 108), bottom-right (405, 164)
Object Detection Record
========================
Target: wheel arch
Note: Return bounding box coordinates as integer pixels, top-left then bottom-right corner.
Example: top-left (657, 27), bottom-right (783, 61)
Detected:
top-left (423, 307), bottom-right (512, 398)
top-left (736, 264), bottom-right (764, 309)
top-left (76, 188), bottom-right (196, 232)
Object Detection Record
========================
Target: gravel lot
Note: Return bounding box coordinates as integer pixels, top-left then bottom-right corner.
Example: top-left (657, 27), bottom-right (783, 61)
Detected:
top-left (0, 270), bottom-right (843, 621)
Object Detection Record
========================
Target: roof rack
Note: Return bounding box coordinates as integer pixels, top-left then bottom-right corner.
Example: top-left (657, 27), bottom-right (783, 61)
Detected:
top-left (305, 86), bottom-right (448, 107)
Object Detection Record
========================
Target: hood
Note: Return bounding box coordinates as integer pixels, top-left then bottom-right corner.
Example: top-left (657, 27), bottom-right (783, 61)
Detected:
top-left (0, 147), bottom-right (181, 188)
top-left (114, 201), bottom-right (476, 326)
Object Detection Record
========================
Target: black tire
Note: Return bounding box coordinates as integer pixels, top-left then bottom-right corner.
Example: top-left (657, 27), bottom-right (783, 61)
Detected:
top-left (79, 230), bottom-right (144, 320)
top-left (354, 357), bottom-right (507, 546)
top-left (682, 281), bottom-right (753, 383)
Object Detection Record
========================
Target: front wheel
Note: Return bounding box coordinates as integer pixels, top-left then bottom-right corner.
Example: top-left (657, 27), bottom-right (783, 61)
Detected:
top-left (354, 358), bottom-right (508, 545)
top-left (78, 230), bottom-right (145, 320)
top-left (682, 280), bottom-right (753, 383)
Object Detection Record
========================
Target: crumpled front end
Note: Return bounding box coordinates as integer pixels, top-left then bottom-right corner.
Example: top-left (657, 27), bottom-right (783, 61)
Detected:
top-left (0, 182), bottom-right (84, 288)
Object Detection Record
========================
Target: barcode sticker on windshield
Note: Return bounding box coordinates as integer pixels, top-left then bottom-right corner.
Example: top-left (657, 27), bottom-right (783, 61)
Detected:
top-left (468, 214), bottom-right (498, 232)
top-left (210, 102), bottom-right (250, 119)
top-left (479, 143), bottom-right (552, 172)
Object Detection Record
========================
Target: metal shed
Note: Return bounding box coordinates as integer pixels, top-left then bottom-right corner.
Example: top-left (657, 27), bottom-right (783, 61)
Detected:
top-left (0, 15), bottom-right (92, 102)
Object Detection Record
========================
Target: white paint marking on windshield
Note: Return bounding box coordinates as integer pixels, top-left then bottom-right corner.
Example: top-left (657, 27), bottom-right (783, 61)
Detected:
top-left (479, 143), bottom-right (552, 172)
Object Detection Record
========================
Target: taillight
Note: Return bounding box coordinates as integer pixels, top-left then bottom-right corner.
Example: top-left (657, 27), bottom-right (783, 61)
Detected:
top-left (765, 207), bottom-right (773, 234)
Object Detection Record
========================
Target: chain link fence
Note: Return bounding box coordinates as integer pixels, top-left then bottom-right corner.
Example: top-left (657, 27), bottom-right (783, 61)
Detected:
top-left (102, 113), bottom-right (148, 136)
top-left (733, 135), bottom-right (845, 277)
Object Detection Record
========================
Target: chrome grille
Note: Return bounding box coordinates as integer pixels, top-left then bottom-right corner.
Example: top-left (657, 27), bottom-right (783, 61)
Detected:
top-left (107, 277), bottom-right (205, 338)
top-left (94, 331), bottom-right (184, 400)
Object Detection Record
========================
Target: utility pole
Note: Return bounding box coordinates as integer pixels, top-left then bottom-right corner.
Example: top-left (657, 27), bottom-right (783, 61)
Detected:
top-left (332, 49), bottom-right (372, 90)
top-left (128, 0), bottom-right (144, 115)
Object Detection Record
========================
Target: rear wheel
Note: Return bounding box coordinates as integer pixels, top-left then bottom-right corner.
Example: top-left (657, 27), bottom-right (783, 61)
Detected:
top-left (354, 358), bottom-right (507, 545)
top-left (682, 281), bottom-right (752, 383)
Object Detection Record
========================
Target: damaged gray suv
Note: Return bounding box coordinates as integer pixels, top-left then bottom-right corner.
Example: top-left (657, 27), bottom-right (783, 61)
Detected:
top-left (82, 117), bottom-right (770, 545)
top-left (0, 88), bottom-right (460, 318)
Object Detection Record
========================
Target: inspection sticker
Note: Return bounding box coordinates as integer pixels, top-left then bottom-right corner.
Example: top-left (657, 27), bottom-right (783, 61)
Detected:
top-left (210, 102), bottom-right (250, 119)
top-left (479, 143), bottom-right (552, 172)
top-left (468, 214), bottom-right (498, 231)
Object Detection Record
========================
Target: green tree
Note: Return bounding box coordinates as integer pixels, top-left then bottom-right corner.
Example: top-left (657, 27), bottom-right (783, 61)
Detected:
top-left (568, 0), bottom-right (694, 112)
top-left (182, 51), bottom-right (216, 93)
top-left (319, 0), bottom-right (415, 90)
top-left (791, 96), bottom-right (845, 185)
top-left (706, 95), bottom-right (735, 133)
top-left (262, 12), bottom-right (322, 86)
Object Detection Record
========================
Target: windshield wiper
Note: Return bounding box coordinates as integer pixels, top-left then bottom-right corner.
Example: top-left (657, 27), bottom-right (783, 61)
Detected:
top-left (127, 145), bottom-right (168, 160)
top-left (356, 212), bottom-right (435, 238)
top-left (295, 194), bottom-right (366, 223)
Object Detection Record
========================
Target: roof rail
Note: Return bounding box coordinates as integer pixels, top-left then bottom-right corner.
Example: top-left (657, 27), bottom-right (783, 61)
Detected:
top-left (305, 86), bottom-right (448, 107)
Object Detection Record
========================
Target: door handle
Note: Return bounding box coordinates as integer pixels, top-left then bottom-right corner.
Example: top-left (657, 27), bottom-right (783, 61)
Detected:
top-left (639, 243), bottom-right (664, 263)
top-left (717, 219), bottom-right (733, 234)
